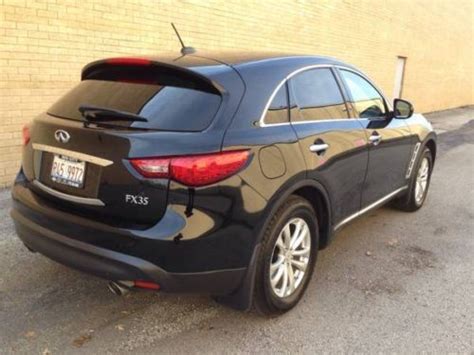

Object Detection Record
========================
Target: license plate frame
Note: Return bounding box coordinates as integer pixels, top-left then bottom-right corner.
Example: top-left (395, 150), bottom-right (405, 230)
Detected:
top-left (50, 154), bottom-right (86, 188)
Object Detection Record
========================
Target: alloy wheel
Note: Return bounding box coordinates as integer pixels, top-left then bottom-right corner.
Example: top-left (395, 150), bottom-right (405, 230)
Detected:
top-left (269, 218), bottom-right (311, 298)
top-left (415, 157), bottom-right (429, 204)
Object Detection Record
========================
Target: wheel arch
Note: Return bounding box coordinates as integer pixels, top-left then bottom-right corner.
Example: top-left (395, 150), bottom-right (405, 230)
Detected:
top-left (424, 136), bottom-right (437, 165)
top-left (292, 185), bottom-right (332, 250)
top-left (258, 178), bottom-right (333, 250)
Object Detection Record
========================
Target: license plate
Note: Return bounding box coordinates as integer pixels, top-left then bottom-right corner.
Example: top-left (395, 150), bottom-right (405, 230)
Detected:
top-left (50, 155), bottom-right (86, 188)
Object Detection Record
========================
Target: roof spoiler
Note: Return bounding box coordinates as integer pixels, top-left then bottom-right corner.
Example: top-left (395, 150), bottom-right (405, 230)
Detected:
top-left (81, 57), bottom-right (224, 95)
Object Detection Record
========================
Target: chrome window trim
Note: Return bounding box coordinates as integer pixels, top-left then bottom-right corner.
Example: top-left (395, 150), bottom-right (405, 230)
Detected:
top-left (258, 64), bottom-right (392, 127)
top-left (32, 143), bottom-right (113, 167)
top-left (334, 186), bottom-right (408, 230)
top-left (32, 180), bottom-right (105, 206)
top-left (291, 118), bottom-right (355, 125)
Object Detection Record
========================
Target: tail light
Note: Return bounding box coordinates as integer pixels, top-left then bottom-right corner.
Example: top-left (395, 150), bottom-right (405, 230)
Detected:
top-left (130, 150), bottom-right (250, 187)
top-left (22, 124), bottom-right (30, 146)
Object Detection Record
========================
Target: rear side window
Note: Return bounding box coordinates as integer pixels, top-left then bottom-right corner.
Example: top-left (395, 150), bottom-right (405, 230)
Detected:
top-left (339, 70), bottom-right (386, 118)
top-left (48, 76), bottom-right (221, 132)
top-left (264, 83), bottom-right (289, 124)
top-left (289, 68), bottom-right (347, 121)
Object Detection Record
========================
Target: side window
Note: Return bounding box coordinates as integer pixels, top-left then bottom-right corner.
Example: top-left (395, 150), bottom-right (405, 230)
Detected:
top-left (264, 83), bottom-right (289, 124)
top-left (289, 68), bottom-right (347, 121)
top-left (339, 70), bottom-right (386, 119)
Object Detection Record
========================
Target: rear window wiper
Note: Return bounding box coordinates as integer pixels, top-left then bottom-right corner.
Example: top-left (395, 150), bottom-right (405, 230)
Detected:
top-left (78, 105), bottom-right (148, 122)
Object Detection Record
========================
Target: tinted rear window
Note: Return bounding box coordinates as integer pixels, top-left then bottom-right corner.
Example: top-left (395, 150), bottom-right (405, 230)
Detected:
top-left (48, 80), bottom-right (222, 131)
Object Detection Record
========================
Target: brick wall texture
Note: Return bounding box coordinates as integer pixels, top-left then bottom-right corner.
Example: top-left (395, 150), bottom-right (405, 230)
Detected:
top-left (1, 0), bottom-right (473, 187)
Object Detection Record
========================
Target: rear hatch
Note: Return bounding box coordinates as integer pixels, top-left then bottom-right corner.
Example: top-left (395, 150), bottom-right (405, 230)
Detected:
top-left (23, 58), bottom-right (227, 228)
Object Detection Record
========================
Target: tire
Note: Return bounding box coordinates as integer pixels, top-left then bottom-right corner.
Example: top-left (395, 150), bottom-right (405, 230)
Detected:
top-left (394, 147), bottom-right (433, 212)
top-left (253, 195), bottom-right (319, 316)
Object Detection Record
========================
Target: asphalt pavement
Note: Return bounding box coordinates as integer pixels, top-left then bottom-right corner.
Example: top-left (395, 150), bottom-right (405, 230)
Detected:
top-left (0, 106), bottom-right (472, 354)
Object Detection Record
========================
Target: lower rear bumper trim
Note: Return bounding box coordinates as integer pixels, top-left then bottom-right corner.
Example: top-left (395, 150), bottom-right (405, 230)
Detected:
top-left (11, 208), bottom-right (246, 295)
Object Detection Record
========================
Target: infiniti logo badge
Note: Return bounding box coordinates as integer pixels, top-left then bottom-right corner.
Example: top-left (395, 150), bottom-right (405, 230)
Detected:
top-left (54, 129), bottom-right (70, 143)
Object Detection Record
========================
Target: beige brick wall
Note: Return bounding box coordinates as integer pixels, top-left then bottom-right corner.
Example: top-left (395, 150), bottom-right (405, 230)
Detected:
top-left (0, 0), bottom-right (473, 187)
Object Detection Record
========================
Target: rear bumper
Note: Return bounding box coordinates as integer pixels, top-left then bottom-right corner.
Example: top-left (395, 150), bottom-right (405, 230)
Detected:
top-left (12, 208), bottom-right (245, 295)
top-left (10, 173), bottom-right (250, 295)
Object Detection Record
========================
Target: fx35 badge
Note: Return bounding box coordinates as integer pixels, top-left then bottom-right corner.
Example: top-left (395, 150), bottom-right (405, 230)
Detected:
top-left (125, 194), bottom-right (149, 206)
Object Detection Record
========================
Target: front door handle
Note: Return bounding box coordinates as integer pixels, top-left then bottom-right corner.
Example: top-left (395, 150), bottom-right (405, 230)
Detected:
top-left (309, 143), bottom-right (329, 154)
top-left (369, 132), bottom-right (382, 146)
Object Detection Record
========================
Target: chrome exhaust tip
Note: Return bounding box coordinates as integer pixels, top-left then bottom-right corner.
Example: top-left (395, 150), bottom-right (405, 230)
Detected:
top-left (107, 281), bottom-right (132, 296)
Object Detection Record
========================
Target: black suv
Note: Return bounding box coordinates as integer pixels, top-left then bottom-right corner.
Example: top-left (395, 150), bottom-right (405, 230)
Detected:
top-left (11, 53), bottom-right (436, 314)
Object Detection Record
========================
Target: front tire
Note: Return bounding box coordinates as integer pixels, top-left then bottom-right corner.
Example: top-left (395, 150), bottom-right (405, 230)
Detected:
top-left (253, 195), bottom-right (319, 315)
top-left (395, 147), bottom-right (433, 212)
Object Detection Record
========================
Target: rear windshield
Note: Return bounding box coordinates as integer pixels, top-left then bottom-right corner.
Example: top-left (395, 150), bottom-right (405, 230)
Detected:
top-left (48, 80), bottom-right (222, 131)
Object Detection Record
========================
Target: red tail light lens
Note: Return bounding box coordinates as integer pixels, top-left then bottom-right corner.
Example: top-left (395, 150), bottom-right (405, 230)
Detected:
top-left (171, 150), bottom-right (250, 187)
top-left (22, 124), bottom-right (30, 146)
top-left (130, 150), bottom-right (250, 187)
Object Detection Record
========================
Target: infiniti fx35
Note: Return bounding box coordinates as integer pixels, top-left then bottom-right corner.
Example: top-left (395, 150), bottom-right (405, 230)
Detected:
top-left (11, 52), bottom-right (436, 314)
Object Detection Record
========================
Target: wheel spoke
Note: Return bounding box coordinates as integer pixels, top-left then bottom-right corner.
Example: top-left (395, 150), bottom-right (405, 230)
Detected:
top-left (270, 255), bottom-right (284, 273)
top-left (291, 220), bottom-right (303, 243)
top-left (287, 263), bottom-right (295, 294)
top-left (280, 264), bottom-right (288, 296)
top-left (282, 224), bottom-right (291, 248)
top-left (416, 186), bottom-right (423, 200)
top-left (271, 264), bottom-right (285, 287)
top-left (291, 246), bottom-right (310, 256)
top-left (291, 258), bottom-right (307, 271)
top-left (290, 223), bottom-right (309, 250)
top-left (416, 181), bottom-right (422, 198)
top-left (276, 235), bottom-right (285, 250)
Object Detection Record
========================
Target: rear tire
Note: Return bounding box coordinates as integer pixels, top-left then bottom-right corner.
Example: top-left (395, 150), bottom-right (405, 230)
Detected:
top-left (253, 195), bottom-right (319, 316)
top-left (394, 147), bottom-right (433, 212)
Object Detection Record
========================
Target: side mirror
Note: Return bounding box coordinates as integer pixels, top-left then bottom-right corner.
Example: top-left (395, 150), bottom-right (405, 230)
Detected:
top-left (393, 99), bottom-right (414, 119)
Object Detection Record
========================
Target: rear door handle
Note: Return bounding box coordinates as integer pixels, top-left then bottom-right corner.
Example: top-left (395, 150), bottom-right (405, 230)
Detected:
top-left (369, 132), bottom-right (382, 146)
top-left (309, 143), bottom-right (329, 153)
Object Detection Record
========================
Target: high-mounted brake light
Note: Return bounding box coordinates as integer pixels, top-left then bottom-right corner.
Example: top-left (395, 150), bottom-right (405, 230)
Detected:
top-left (105, 57), bottom-right (151, 66)
top-left (130, 150), bottom-right (250, 187)
top-left (22, 124), bottom-right (30, 146)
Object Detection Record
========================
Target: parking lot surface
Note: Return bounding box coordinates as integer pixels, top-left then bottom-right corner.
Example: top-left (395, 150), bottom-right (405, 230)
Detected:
top-left (0, 107), bottom-right (472, 354)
